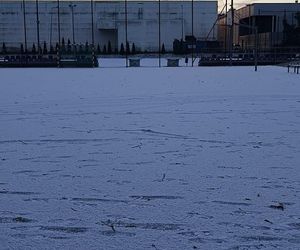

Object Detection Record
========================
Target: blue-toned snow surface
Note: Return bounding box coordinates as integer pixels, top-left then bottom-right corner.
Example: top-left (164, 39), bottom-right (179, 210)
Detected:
top-left (0, 61), bottom-right (300, 249)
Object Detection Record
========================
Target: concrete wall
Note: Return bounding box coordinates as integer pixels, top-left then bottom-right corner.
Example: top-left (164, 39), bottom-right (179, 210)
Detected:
top-left (0, 0), bottom-right (218, 52)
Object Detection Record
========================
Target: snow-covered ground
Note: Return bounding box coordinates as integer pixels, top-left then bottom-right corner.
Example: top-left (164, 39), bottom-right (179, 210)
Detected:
top-left (0, 61), bottom-right (300, 249)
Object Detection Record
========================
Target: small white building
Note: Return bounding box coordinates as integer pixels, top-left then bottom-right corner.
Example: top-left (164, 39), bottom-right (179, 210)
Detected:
top-left (0, 0), bottom-right (218, 52)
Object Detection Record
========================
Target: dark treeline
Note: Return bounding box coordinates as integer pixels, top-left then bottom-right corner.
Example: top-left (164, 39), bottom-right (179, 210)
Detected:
top-left (282, 12), bottom-right (300, 46)
top-left (1, 39), bottom-right (169, 55)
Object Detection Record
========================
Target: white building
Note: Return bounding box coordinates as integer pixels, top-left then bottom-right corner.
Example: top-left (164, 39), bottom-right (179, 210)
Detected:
top-left (0, 0), bottom-right (217, 52)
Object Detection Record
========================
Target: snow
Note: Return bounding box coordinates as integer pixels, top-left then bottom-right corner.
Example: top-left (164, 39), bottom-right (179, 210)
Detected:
top-left (0, 61), bottom-right (300, 249)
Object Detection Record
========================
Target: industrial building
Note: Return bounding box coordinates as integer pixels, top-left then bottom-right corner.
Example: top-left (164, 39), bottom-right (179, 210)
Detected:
top-left (0, 0), bottom-right (218, 52)
top-left (218, 2), bottom-right (300, 50)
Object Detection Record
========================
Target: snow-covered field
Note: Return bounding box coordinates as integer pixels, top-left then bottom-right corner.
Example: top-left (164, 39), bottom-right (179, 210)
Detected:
top-left (0, 61), bottom-right (300, 249)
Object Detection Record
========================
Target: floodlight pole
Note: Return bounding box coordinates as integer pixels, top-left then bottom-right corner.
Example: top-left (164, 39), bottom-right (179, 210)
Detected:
top-left (91, 0), bottom-right (95, 46)
top-left (125, 0), bottom-right (128, 67)
top-left (69, 3), bottom-right (76, 44)
top-left (22, 0), bottom-right (27, 52)
top-left (57, 0), bottom-right (61, 46)
top-left (229, 0), bottom-right (234, 66)
top-left (191, 0), bottom-right (194, 66)
top-left (181, 4), bottom-right (184, 41)
top-left (224, 0), bottom-right (227, 55)
top-left (36, 0), bottom-right (40, 53)
top-left (50, 10), bottom-right (53, 46)
top-left (158, 0), bottom-right (161, 67)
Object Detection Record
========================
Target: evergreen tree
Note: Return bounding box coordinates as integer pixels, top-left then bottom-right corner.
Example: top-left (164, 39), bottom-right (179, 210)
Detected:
top-left (173, 39), bottom-right (180, 54)
top-left (161, 43), bottom-right (166, 54)
top-left (97, 44), bottom-right (101, 54)
top-left (126, 42), bottom-right (130, 54)
top-left (131, 43), bottom-right (136, 54)
top-left (38, 45), bottom-right (42, 54)
top-left (43, 41), bottom-right (47, 54)
top-left (32, 43), bottom-right (36, 54)
top-left (79, 44), bottom-right (83, 53)
top-left (67, 39), bottom-right (72, 52)
top-left (180, 39), bottom-right (185, 54)
top-left (107, 41), bottom-right (112, 54)
top-left (61, 38), bottom-right (66, 51)
top-left (50, 45), bottom-right (54, 54)
top-left (120, 43), bottom-right (125, 55)
top-left (85, 41), bottom-right (89, 52)
top-left (282, 12), bottom-right (300, 46)
top-left (55, 42), bottom-right (59, 53)
top-left (2, 42), bottom-right (7, 54)
top-left (103, 45), bottom-right (107, 54)
top-left (20, 43), bottom-right (24, 54)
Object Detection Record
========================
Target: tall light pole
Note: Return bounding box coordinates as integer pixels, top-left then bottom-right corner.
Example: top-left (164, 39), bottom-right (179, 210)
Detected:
top-left (36, 0), bottom-right (40, 53)
top-left (50, 6), bottom-right (58, 47)
top-left (229, 0), bottom-right (234, 66)
top-left (191, 0), bottom-right (194, 66)
top-left (90, 0), bottom-right (94, 46)
top-left (181, 4), bottom-right (184, 41)
top-left (50, 9), bottom-right (53, 46)
top-left (57, 0), bottom-right (61, 46)
top-left (158, 0), bottom-right (161, 67)
top-left (224, 0), bottom-right (227, 54)
top-left (125, 0), bottom-right (128, 67)
top-left (22, 0), bottom-right (27, 52)
top-left (69, 3), bottom-right (76, 45)
top-left (114, 6), bottom-right (117, 52)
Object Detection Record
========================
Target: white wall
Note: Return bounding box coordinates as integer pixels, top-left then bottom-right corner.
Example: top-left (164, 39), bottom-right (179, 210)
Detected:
top-left (0, 0), bottom-right (218, 51)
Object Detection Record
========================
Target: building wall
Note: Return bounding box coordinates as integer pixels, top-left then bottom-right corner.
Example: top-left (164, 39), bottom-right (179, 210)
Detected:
top-left (238, 3), bottom-right (300, 49)
top-left (0, 0), bottom-right (218, 52)
top-left (218, 3), bottom-right (300, 50)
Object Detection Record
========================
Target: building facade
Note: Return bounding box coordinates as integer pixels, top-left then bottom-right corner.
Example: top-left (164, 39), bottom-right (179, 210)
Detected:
top-left (218, 3), bottom-right (300, 50)
top-left (0, 0), bottom-right (217, 52)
